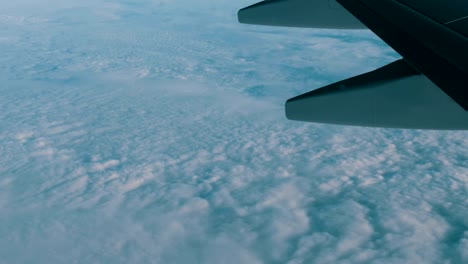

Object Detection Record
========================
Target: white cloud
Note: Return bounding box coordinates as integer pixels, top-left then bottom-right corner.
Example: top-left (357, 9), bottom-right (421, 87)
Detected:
top-left (91, 160), bottom-right (120, 172)
top-left (460, 232), bottom-right (468, 262)
top-left (15, 131), bottom-right (34, 143)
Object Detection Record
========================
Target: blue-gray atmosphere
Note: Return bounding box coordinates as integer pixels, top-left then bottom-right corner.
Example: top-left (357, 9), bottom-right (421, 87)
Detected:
top-left (0, 1), bottom-right (467, 263)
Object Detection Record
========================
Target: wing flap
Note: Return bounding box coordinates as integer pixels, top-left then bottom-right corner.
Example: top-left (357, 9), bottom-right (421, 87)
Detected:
top-left (238, 0), bottom-right (366, 29)
top-left (286, 60), bottom-right (468, 130)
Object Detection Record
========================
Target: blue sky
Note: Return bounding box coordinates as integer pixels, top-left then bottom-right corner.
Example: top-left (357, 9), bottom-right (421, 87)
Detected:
top-left (0, 1), bottom-right (467, 263)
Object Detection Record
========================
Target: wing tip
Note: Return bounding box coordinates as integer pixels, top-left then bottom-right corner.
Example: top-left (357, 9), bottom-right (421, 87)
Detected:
top-left (284, 60), bottom-right (468, 130)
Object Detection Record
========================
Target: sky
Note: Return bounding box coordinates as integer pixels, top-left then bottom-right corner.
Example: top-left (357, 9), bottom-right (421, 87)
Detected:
top-left (0, 0), bottom-right (467, 263)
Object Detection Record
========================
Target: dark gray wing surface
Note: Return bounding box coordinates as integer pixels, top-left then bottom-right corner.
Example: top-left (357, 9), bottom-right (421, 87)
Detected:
top-left (337, 0), bottom-right (468, 110)
top-left (286, 59), bottom-right (468, 130)
top-left (238, 0), bottom-right (468, 130)
top-left (238, 0), bottom-right (366, 29)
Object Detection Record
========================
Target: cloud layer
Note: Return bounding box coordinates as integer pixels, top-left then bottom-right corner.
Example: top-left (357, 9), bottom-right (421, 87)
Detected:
top-left (0, 1), bottom-right (466, 263)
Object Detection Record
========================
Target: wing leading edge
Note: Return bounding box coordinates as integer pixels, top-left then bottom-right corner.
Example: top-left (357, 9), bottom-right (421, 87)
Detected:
top-left (238, 0), bottom-right (468, 130)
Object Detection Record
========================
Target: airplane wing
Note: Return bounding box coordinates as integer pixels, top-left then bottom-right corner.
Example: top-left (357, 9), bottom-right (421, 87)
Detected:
top-left (238, 0), bottom-right (468, 130)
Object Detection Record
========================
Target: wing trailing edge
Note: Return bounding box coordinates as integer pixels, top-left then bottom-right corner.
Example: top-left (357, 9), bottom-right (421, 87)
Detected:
top-left (286, 60), bottom-right (468, 130)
